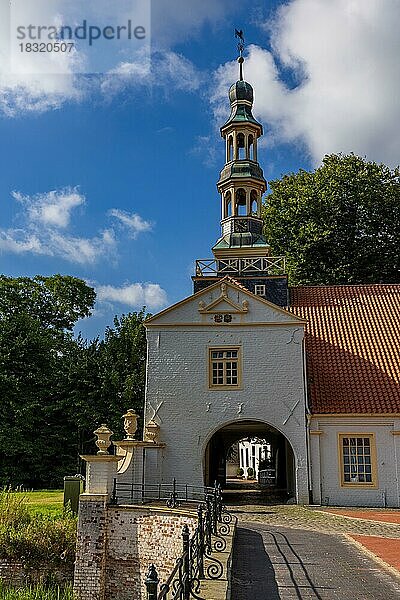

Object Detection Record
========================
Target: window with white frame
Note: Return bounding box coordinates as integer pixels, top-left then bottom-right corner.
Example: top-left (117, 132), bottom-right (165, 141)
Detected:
top-left (209, 347), bottom-right (241, 389)
top-left (339, 434), bottom-right (377, 487)
top-left (254, 284), bottom-right (266, 296)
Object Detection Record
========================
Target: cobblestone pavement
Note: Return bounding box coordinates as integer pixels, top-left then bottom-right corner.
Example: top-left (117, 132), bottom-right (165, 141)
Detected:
top-left (229, 504), bottom-right (400, 538)
top-left (231, 523), bottom-right (400, 600)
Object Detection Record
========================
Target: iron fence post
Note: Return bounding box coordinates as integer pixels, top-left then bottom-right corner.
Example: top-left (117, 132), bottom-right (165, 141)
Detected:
top-left (145, 564), bottom-right (159, 600)
top-left (197, 505), bottom-right (205, 580)
top-left (216, 483), bottom-right (222, 522)
top-left (182, 524), bottom-right (190, 600)
top-left (211, 486), bottom-right (218, 535)
top-left (205, 496), bottom-right (212, 551)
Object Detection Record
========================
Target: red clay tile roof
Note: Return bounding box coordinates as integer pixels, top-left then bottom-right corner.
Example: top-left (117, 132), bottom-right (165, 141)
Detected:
top-left (289, 285), bottom-right (400, 414)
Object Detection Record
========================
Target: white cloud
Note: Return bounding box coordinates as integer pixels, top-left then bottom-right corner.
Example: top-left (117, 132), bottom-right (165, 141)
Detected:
top-left (96, 282), bottom-right (167, 310)
top-left (0, 225), bottom-right (116, 265)
top-left (101, 50), bottom-right (201, 97)
top-left (12, 188), bottom-right (85, 228)
top-left (0, 187), bottom-right (117, 265)
top-left (0, 1), bottom-right (84, 116)
top-left (109, 208), bottom-right (153, 238)
top-left (46, 228), bottom-right (117, 265)
top-left (212, 0), bottom-right (400, 166)
top-left (0, 0), bottom-right (214, 116)
top-left (152, 50), bottom-right (201, 92)
top-left (0, 231), bottom-right (45, 255)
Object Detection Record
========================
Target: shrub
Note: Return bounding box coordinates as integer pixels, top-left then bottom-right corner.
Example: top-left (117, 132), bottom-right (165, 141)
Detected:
top-left (0, 490), bottom-right (30, 528)
top-left (236, 468), bottom-right (244, 477)
top-left (247, 467), bottom-right (254, 478)
top-left (0, 490), bottom-right (76, 574)
top-left (0, 581), bottom-right (74, 599)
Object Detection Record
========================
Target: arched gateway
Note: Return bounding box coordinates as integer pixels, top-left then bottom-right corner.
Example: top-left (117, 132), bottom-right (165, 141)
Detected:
top-left (142, 51), bottom-right (310, 505)
top-left (204, 420), bottom-right (296, 500)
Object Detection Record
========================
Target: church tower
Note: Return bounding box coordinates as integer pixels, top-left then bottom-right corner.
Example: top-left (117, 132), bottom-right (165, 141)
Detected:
top-left (193, 39), bottom-right (288, 306)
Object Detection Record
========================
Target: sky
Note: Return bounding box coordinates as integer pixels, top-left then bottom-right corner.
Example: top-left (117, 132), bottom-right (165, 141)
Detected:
top-left (1, 0), bottom-right (399, 339)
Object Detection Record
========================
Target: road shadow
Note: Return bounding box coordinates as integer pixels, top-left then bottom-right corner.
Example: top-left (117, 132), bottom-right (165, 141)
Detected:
top-left (231, 527), bottom-right (280, 599)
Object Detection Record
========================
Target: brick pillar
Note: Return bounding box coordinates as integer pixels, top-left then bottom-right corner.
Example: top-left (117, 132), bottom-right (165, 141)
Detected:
top-left (73, 455), bottom-right (119, 600)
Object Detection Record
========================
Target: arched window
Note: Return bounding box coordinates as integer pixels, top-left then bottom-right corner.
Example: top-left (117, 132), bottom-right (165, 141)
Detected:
top-left (236, 188), bottom-right (247, 216)
top-left (250, 190), bottom-right (258, 215)
top-left (225, 191), bottom-right (232, 217)
top-left (248, 135), bottom-right (254, 160)
top-left (228, 136), bottom-right (233, 161)
top-left (237, 133), bottom-right (245, 160)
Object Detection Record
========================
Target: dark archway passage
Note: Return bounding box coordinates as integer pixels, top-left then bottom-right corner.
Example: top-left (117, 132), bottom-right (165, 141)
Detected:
top-left (204, 420), bottom-right (295, 504)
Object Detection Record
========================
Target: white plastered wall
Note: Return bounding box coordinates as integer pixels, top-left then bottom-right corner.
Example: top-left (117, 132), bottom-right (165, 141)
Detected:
top-left (309, 416), bottom-right (400, 508)
top-left (144, 281), bottom-right (309, 503)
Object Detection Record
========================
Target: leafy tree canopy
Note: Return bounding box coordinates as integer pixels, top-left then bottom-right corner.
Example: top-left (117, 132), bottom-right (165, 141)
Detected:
top-left (0, 274), bottom-right (96, 330)
top-left (263, 153), bottom-right (400, 285)
top-left (0, 273), bottom-right (148, 488)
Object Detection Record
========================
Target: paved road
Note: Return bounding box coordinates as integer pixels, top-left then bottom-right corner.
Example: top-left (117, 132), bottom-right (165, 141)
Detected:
top-left (231, 524), bottom-right (400, 600)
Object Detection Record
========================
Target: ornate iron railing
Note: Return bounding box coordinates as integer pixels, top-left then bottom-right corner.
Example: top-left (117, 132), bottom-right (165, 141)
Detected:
top-left (111, 478), bottom-right (213, 507)
top-left (145, 484), bottom-right (236, 600)
top-left (195, 256), bottom-right (286, 276)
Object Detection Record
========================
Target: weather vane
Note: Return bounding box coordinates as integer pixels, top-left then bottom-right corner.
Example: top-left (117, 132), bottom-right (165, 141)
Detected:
top-left (235, 29), bottom-right (245, 80)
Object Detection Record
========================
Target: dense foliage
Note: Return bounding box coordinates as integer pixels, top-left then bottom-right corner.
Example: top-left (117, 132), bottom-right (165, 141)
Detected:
top-left (263, 154), bottom-right (400, 285)
top-left (0, 489), bottom-right (76, 577)
top-left (0, 583), bottom-right (74, 600)
top-left (0, 275), bottom-right (148, 487)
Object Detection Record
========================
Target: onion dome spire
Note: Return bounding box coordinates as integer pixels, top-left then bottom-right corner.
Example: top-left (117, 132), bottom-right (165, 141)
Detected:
top-left (212, 30), bottom-right (269, 258)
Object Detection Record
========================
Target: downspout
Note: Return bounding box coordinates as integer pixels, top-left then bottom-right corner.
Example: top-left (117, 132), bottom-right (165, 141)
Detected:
top-left (302, 334), bottom-right (313, 503)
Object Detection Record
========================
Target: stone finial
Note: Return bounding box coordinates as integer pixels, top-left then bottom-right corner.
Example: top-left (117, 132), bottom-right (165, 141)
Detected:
top-left (94, 424), bottom-right (113, 455)
top-left (144, 420), bottom-right (160, 443)
top-left (221, 282), bottom-right (227, 297)
top-left (123, 409), bottom-right (138, 440)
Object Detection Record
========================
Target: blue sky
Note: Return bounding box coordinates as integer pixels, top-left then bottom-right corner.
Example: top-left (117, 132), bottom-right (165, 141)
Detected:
top-left (1, 0), bottom-right (399, 339)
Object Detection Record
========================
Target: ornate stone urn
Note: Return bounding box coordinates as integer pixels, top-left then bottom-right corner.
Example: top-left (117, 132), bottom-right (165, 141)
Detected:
top-left (94, 424), bottom-right (113, 455)
top-left (123, 409), bottom-right (138, 440)
top-left (144, 420), bottom-right (160, 443)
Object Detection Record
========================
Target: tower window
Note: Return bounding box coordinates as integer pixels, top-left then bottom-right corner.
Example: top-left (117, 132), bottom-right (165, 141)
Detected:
top-left (254, 284), bottom-right (266, 296)
top-left (237, 133), bottom-right (245, 160)
top-left (236, 188), bottom-right (247, 216)
top-left (248, 134), bottom-right (254, 160)
top-left (250, 190), bottom-right (258, 215)
top-left (209, 347), bottom-right (241, 389)
top-left (228, 136), bottom-right (233, 161)
top-left (224, 191), bottom-right (232, 218)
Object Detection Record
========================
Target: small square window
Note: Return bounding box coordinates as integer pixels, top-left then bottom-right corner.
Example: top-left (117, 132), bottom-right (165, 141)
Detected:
top-left (254, 284), bottom-right (266, 296)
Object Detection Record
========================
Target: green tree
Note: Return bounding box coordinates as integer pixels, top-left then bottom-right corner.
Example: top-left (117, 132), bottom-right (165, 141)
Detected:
top-left (263, 153), bottom-right (400, 285)
top-left (0, 274), bottom-right (95, 330)
top-left (0, 275), bottom-right (96, 487)
top-left (61, 310), bottom-right (149, 464)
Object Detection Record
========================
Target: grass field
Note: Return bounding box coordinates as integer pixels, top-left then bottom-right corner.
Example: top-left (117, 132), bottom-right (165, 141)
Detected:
top-left (17, 490), bottom-right (64, 517)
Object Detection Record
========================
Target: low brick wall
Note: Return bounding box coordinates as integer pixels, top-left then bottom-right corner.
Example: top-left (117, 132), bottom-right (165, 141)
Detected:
top-left (74, 497), bottom-right (197, 600)
top-left (107, 506), bottom-right (197, 599)
top-left (0, 558), bottom-right (72, 587)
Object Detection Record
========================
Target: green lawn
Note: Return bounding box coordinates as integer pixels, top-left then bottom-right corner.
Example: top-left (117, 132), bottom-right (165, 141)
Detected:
top-left (18, 490), bottom-right (64, 517)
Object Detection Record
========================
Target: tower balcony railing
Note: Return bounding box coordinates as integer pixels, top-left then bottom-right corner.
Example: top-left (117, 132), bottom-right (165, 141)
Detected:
top-left (195, 256), bottom-right (286, 276)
